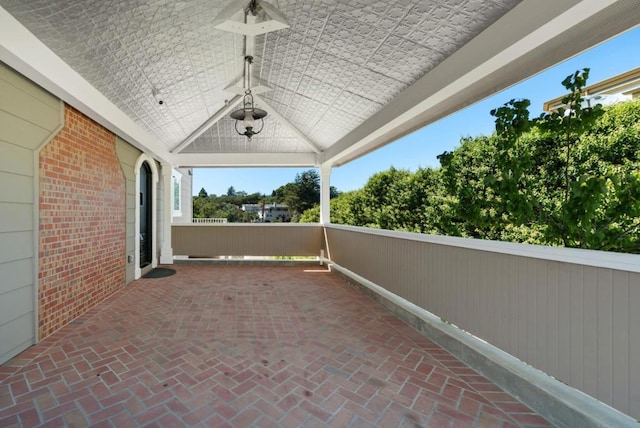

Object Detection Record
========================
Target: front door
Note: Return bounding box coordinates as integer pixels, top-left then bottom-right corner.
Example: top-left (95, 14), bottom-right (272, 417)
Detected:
top-left (139, 161), bottom-right (152, 268)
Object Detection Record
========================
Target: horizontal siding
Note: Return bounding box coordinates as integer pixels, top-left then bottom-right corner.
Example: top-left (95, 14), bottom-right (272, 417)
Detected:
top-left (0, 313), bottom-right (35, 364)
top-left (172, 224), bottom-right (325, 257)
top-left (115, 137), bottom-right (141, 284)
top-left (0, 140), bottom-right (33, 175)
top-left (0, 258), bottom-right (33, 295)
top-left (325, 225), bottom-right (640, 419)
top-left (0, 286), bottom-right (32, 325)
top-left (0, 171), bottom-right (33, 203)
top-left (0, 202), bottom-right (32, 233)
top-left (0, 71), bottom-right (60, 132)
top-left (0, 111), bottom-right (53, 151)
top-left (0, 231), bottom-right (32, 264)
top-left (0, 62), bottom-right (63, 364)
top-left (0, 62), bottom-right (60, 111)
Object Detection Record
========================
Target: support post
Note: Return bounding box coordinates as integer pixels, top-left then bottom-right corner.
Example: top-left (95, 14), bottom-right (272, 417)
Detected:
top-left (320, 164), bottom-right (331, 225)
top-left (160, 163), bottom-right (174, 264)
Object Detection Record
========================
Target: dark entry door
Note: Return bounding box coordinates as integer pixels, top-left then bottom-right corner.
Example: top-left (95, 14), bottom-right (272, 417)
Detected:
top-left (139, 161), bottom-right (152, 268)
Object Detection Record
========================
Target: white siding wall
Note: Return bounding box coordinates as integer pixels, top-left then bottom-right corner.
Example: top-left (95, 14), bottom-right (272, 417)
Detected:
top-left (0, 62), bottom-right (62, 363)
top-left (172, 167), bottom-right (192, 224)
top-left (115, 137), bottom-right (141, 284)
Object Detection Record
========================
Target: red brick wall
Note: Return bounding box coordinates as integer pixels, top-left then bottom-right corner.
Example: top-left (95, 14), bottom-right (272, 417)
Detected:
top-left (39, 105), bottom-right (126, 339)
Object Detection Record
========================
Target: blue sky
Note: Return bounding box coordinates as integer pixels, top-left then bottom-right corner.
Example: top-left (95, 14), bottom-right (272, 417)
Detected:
top-left (193, 26), bottom-right (640, 196)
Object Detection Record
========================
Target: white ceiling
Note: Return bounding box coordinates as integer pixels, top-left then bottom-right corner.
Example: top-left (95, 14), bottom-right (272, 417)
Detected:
top-left (1, 0), bottom-right (639, 167)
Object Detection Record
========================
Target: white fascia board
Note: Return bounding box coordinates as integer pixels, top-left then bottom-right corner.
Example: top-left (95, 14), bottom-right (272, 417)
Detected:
top-left (322, 0), bottom-right (624, 167)
top-left (173, 152), bottom-right (319, 167)
top-left (0, 6), bottom-right (172, 163)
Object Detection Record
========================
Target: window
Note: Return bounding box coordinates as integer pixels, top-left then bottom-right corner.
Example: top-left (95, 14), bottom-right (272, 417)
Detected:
top-left (172, 170), bottom-right (182, 216)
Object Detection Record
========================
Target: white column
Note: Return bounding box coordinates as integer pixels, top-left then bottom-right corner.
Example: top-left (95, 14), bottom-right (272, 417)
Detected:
top-left (160, 163), bottom-right (174, 264)
top-left (320, 164), bottom-right (331, 225)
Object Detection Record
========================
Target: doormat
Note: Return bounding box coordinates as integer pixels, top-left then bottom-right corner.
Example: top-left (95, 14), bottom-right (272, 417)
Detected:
top-left (142, 268), bottom-right (176, 278)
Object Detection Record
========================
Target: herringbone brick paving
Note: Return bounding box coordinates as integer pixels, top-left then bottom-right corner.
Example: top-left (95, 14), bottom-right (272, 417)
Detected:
top-left (0, 265), bottom-right (551, 427)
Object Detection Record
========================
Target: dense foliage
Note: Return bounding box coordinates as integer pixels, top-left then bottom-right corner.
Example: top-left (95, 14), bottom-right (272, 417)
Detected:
top-left (272, 170), bottom-right (338, 221)
top-left (301, 70), bottom-right (640, 253)
top-left (193, 186), bottom-right (264, 222)
top-left (193, 170), bottom-right (338, 222)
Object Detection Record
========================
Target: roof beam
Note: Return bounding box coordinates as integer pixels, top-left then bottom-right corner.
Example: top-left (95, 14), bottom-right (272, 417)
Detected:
top-left (254, 94), bottom-right (322, 153)
top-left (172, 152), bottom-right (319, 167)
top-left (171, 95), bottom-right (242, 153)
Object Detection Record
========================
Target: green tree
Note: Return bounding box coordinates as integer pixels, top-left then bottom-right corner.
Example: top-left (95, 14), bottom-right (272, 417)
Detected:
top-left (438, 136), bottom-right (507, 239)
top-left (193, 186), bottom-right (266, 222)
top-left (358, 167), bottom-right (410, 229)
top-left (300, 190), bottom-right (366, 224)
top-left (487, 69), bottom-right (640, 251)
top-left (274, 170), bottom-right (321, 221)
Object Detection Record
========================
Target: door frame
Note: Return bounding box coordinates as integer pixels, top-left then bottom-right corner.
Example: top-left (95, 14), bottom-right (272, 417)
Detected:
top-left (134, 154), bottom-right (158, 279)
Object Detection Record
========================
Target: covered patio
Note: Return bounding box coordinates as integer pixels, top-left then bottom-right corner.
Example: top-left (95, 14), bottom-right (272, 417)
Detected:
top-left (1, 0), bottom-right (640, 426)
top-left (0, 265), bottom-right (550, 427)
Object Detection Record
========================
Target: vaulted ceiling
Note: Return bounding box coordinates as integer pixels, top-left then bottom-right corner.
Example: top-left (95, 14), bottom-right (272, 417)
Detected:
top-left (1, 1), bottom-right (639, 167)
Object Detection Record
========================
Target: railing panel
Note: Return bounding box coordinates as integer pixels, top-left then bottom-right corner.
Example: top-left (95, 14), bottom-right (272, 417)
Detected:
top-left (172, 224), bottom-right (324, 257)
top-left (324, 224), bottom-right (640, 419)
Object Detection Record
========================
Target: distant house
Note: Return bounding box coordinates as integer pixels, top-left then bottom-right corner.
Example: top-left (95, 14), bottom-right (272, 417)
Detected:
top-left (261, 203), bottom-right (291, 222)
top-left (241, 203), bottom-right (291, 222)
top-left (241, 202), bottom-right (291, 223)
top-left (543, 67), bottom-right (640, 112)
top-left (241, 204), bottom-right (261, 215)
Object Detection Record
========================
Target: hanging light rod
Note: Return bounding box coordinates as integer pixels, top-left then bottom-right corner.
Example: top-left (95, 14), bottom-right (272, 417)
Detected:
top-left (230, 56), bottom-right (267, 140)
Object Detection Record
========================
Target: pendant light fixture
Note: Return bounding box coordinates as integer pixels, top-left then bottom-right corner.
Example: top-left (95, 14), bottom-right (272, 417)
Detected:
top-left (230, 55), bottom-right (267, 140)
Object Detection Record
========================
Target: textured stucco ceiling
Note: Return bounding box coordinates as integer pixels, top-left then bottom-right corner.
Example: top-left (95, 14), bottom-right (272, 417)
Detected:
top-left (0, 0), bottom-right (520, 154)
top-left (1, 0), bottom-right (639, 167)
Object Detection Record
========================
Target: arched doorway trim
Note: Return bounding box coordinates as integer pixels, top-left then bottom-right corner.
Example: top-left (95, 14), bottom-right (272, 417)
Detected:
top-left (134, 154), bottom-right (159, 279)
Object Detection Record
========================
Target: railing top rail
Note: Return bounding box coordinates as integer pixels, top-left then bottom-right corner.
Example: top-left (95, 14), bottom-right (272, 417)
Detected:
top-left (325, 223), bottom-right (640, 273)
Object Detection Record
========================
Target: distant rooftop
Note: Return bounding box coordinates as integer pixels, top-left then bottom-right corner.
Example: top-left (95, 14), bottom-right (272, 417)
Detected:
top-left (543, 67), bottom-right (640, 112)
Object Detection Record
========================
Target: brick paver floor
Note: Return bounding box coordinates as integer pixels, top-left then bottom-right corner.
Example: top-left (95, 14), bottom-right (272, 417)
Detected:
top-left (0, 265), bottom-right (551, 427)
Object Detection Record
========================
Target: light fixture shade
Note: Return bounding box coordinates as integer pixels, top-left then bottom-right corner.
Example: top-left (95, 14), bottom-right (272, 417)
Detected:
top-left (230, 106), bottom-right (267, 121)
top-left (231, 89), bottom-right (267, 140)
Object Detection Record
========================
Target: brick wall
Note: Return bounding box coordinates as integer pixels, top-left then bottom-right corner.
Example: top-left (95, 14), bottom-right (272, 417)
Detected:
top-left (39, 105), bottom-right (126, 339)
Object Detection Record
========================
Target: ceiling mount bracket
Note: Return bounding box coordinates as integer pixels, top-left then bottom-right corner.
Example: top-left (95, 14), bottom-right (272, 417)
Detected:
top-left (212, 0), bottom-right (290, 36)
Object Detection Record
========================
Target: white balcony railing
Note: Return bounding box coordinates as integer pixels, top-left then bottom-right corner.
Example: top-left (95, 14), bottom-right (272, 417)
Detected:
top-left (191, 217), bottom-right (227, 223)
